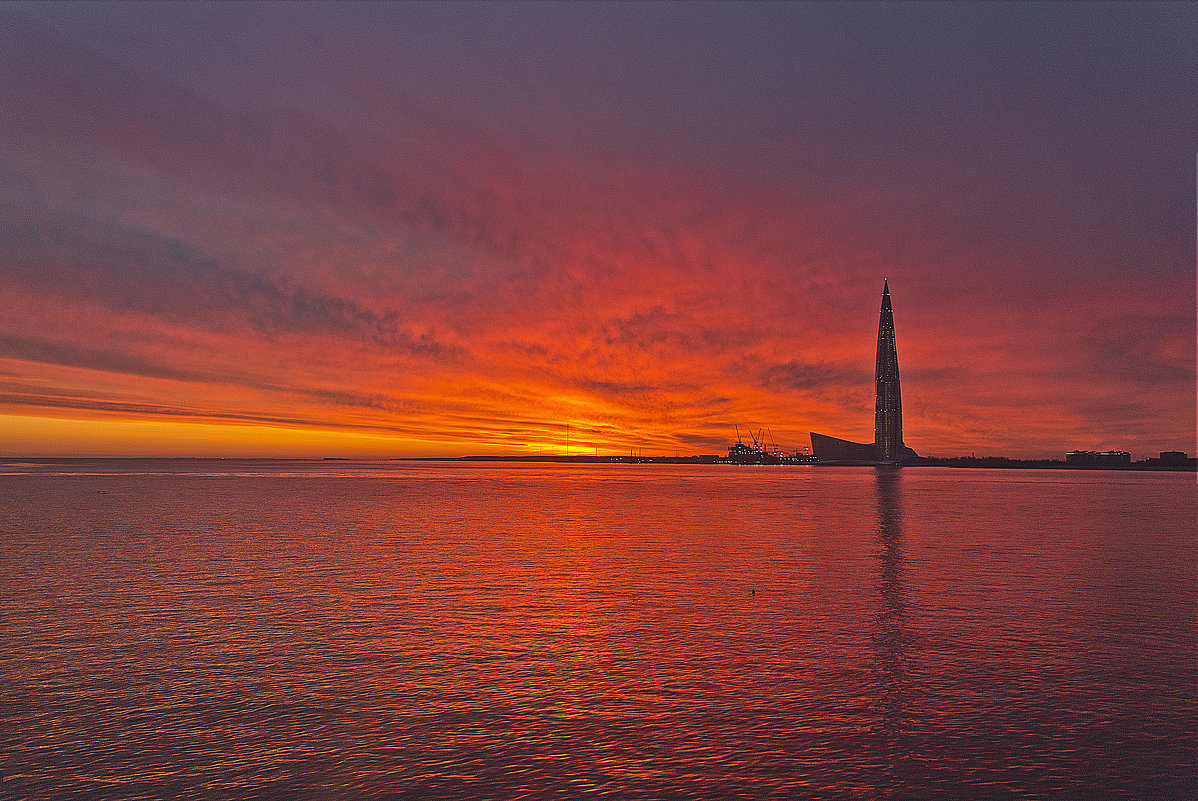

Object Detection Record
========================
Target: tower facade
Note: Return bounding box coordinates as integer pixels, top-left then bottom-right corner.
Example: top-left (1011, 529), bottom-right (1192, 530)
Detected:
top-left (809, 280), bottom-right (916, 463)
top-left (874, 280), bottom-right (903, 462)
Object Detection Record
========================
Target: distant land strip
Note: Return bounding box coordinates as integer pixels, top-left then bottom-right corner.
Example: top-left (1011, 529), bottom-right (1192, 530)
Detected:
top-left (391, 455), bottom-right (1196, 471)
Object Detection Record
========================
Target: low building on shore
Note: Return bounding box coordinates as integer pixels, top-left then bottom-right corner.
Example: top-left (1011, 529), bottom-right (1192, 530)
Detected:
top-left (1065, 450), bottom-right (1131, 466)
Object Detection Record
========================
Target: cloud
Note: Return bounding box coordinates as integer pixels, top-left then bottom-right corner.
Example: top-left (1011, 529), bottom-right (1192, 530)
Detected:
top-left (0, 188), bottom-right (455, 356)
top-left (0, 4), bottom-right (1193, 457)
top-left (758, 359), bottom-right (872, 397)
top-left (0, 334), bottom-right (205, 383)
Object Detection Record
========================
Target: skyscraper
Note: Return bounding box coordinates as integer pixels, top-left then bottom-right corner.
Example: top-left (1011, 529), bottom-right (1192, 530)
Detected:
top-left (874, 280), bottom-right (903, 461)
top-left (810, 281), bottom-right (917, 463)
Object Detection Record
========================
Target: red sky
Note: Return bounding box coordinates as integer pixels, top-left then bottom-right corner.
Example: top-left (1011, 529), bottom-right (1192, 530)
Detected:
top-left (0, 3), bottom-right (1194, 459)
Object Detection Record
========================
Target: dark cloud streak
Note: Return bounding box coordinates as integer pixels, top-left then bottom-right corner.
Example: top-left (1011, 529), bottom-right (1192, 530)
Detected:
top-left (0, 191), bottom-right (453, 356)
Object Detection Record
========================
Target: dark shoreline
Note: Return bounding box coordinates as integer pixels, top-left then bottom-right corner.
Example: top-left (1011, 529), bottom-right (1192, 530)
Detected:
top-left (397, 455), bottom-right (1196, 471)
top-left (3, 456), bottom-right (1192, 471)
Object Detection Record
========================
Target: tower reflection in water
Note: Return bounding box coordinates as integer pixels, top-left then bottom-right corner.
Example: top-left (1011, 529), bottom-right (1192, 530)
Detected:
top-left (873, 468), bottom-right (910, 775)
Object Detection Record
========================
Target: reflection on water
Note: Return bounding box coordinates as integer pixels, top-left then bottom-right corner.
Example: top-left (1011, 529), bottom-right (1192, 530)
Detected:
top-left (0, 461), bottom-right (1194, 798)
top-left (873, 468), bottom-right (908, 784)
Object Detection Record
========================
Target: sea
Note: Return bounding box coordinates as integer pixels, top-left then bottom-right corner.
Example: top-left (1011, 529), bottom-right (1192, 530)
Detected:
top-left (1, 460), bottom-right (1194, 799)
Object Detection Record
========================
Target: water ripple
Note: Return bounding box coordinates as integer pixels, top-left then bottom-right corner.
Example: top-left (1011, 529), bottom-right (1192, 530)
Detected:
top-left (1, 464), bottom-right (1195, 798)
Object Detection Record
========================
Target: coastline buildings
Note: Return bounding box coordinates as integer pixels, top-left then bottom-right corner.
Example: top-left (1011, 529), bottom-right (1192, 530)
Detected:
top-left (719, 437), bottom-right (817, 465)
top-left (810, 281), bottom-right (918, 465)
top-left (1065, 450), bottom-right (1131, 466)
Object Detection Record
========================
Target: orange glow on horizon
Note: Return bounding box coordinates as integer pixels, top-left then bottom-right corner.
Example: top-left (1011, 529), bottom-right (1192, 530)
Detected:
top-left (0, 5), bottom-right (1193, 461)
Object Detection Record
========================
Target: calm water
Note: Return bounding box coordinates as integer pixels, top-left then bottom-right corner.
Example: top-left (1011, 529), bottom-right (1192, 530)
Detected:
top-left (1, 461), bottom-right (1194, 799)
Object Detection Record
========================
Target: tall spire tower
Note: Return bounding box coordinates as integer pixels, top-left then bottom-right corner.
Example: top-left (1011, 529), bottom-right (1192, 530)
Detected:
top-left (874, 280), bottom-right (904, 462)
top-left (809, 280), bottom-right (916, 463)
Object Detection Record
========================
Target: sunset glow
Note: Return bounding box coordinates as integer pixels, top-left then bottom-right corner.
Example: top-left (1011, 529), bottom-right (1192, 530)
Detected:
top-left (1, 3), bottom-right (1193, 458)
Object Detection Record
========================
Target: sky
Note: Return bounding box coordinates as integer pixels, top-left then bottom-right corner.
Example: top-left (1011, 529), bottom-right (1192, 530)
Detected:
top-left (0, 2), bottom-right (1194, 459)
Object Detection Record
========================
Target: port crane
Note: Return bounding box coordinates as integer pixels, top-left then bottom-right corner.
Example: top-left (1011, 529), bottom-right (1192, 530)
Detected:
top-left (723, 424), bottom-right (813, 464)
